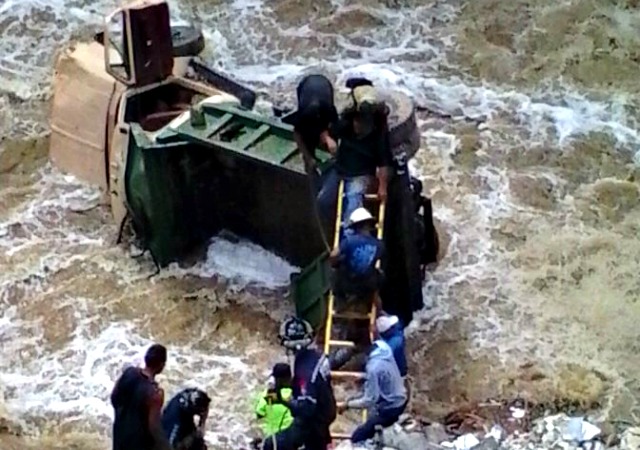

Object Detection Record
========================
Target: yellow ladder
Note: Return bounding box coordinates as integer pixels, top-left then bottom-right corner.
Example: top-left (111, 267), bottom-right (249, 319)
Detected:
top-left (323, 180), bottom-right (386, 441)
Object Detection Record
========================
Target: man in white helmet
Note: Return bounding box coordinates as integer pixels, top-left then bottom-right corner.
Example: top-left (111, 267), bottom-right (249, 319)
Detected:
top-left (330, 207), bottom-right (384, 310)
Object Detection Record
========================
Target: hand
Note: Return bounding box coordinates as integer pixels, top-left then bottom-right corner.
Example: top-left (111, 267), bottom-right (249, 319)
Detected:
top-left (336, 402), bottom-right (348, 414)
top-left (324, 136), bottom-right (337, 155)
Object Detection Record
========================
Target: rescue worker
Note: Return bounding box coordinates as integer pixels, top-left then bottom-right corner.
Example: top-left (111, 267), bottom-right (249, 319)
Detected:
top-left (330, 207), bottom-right (384, 310)
top-left (258, 317), bottom-right (337, 450)
top-left (161, 387), bottom-right (211, 450)
top-left (317, 78), bottom-right (393, 234)
top-left (293, 74), bottom-right (338, 178)
top-left (110, 344), bottom-right (172, 450)
top-left (336, 336), bottom-right (407, 444)
top-left (255, 363), bottom-right (294, 437)
top-left (375, 314), bottom-right (407, 378)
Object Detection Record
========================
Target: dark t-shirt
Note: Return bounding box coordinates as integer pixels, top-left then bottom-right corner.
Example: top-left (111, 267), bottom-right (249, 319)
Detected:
top-left (338, 233), bottom-right (384, 276)
top-left (334, 116), bottom-right (393, 177)
top-left (294, 74), bottom-right (338, 153)
top-left (111, 367), bottom-right (161, 450)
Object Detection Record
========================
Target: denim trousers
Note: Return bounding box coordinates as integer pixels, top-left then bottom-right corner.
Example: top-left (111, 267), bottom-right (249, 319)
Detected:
top-left (317, 168), bottom-right (371, 239)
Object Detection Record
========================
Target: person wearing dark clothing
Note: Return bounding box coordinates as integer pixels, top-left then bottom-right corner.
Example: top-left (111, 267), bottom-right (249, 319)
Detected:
top-left (111, 344), bottom-right (172, 450)
top-left (317, 79), bottom-right (393, 234)
top-left (330, 207), bottom-right (384, 309)
top-left (375, 314), bottom-right (408, 378)
top-left (259, 318), bottom-right (337, 450)
top-left (410, 177), bottom-right (440, 276)
top-left (336, 339), bottom-right (407, 444)
top-left (161, 388), bottom-right (211, 450)
top-left (293, 74), bottom-right (338, 174)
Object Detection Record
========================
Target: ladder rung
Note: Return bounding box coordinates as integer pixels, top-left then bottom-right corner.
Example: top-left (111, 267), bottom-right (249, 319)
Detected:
top-left (332, 310), bottom-right (372, 320)
top-left (331, 370), bottom-right (366, 379)
top-left (364, 194), bottom-right (379, 200)
top-left (331, 432), bottom-right (352, 440)
top-left (328, 339), bottom-right (356, 348)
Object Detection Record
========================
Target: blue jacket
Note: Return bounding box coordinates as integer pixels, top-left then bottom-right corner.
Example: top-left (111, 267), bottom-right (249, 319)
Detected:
top-left (380, 322), bottom-right (408, 377)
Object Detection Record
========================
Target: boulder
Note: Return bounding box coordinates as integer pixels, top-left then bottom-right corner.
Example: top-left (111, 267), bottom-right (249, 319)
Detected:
top-left (424, 422), bottom-right (450, 445)
top-left (620, 427), bottom-right (640, 450)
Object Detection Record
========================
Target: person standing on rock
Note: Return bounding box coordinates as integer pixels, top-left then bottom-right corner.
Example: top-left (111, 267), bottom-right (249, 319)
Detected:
top-left (336, 337), bottom-right (407, 444)
top-left (110, 343), bottom-right (172, 450)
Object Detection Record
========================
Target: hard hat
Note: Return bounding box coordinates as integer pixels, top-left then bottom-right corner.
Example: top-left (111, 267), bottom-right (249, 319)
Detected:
top-left (375, 315), bottom-right (399, 334)
top-left (278, 317), bottom-right (314, 351)
top-left (349, 207), bottom-right (376, 227)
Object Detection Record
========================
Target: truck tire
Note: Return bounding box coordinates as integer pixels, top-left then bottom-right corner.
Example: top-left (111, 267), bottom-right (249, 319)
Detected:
top-left (171, 25), bottom-right (205, 57)
top-left (379, 89), bottom-right (421, 158)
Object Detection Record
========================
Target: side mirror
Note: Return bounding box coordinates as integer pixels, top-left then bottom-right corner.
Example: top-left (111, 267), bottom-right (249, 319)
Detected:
top-left (104, 8), bottom-right (135, 85)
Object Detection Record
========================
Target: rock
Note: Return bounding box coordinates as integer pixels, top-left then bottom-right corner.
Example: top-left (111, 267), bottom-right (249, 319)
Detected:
top-left (382, 423), bottom-right (434, 450)
top-left (508, 174), bottom-right (556, 209)
top-left (620, 427), bottom-right (640, 450)
top-left (424, 422), bottom-right (450, 445)
top-left (471, 437), bottom-right (499, 450)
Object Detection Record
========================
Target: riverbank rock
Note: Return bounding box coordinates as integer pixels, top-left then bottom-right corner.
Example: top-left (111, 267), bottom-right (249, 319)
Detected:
top-left (620, 427), bottom-right (640, 450)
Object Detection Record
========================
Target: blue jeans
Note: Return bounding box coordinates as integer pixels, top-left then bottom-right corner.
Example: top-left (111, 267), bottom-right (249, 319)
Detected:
top-left (317, 168), bottom-right (370, 239)
top-left (351, 402), bottom-right (407, 444)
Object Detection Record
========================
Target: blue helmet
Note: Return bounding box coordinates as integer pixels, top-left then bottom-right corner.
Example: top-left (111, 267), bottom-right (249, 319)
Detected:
top-left (279, 317), bottom-right (314, 351)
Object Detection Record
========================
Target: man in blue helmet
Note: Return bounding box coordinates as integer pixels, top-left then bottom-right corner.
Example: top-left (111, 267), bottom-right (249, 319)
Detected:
top-left (256, 317), bottom-right (336, 450)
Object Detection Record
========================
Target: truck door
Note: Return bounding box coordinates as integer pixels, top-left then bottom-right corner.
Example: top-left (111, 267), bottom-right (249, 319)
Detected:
top-left (104, 0), bottom-right (174, 88)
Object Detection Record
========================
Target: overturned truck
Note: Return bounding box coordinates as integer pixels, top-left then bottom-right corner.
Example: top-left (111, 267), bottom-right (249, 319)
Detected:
top-left (47, 0), bottom-right (439, 327)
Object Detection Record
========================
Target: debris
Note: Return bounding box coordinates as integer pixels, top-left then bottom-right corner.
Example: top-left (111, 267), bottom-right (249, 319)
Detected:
top-left (485, 425), bottom-right (504, 442)
top-left (441, 433), bottom-right (480, 450)
top-left (562, 417), bottom-right (601, 443)
top-left (510, 407), bottom-right (526, 419)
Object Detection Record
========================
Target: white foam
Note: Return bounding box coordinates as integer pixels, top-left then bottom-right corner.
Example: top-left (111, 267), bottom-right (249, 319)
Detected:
top-left (158, 235), bottom-right (299, 290)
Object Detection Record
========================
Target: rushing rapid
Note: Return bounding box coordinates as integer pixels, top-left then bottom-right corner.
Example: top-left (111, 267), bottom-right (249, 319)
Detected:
top-left (2, 0), bottom-right (640, 448)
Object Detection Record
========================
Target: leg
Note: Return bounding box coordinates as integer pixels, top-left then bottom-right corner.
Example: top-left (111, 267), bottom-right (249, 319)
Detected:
top-left (261, 427), bottom-right (302, 450)
top-left (341, 175), bottom-right (370, 238)
top-left (351, 412), bottom-right (385, 443)
top-left (317, 166), bottom-right (340, 226)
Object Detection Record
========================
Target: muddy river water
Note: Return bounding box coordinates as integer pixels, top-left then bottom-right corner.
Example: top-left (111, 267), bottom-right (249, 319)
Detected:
top-left (2, 0), bottom-right (640, 448)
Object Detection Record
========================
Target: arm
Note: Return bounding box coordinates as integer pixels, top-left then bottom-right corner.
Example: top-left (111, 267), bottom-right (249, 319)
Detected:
top-left (197, 407), bottom-right (209, 433)
top-left (319, 130), bottom-right (337, 155)
top-left (345, 371), bottom-right (378, 410)
top-left (148, 387), bottom-right (172, 450)
top-left (376, 166), bottom-right (389, 202)
top-left (330, 239), bottom-right (347, 266)
top-left (294, 130), bottom-right (317, 174)
top-left (255, 394), bottom-right (268, 419)
top-left (375, 126), bottom-right (392, 202)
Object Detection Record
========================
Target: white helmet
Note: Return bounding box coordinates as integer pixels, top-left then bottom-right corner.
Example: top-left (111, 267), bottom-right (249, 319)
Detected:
top-left (349, 207), bottom-right (375, 227)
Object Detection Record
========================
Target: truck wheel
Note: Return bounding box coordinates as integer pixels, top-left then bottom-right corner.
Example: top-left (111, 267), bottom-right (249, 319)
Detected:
top-left (379, 90), bottom-right (421, 158)
top-left (171, 25), bottom-right (205, 57)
